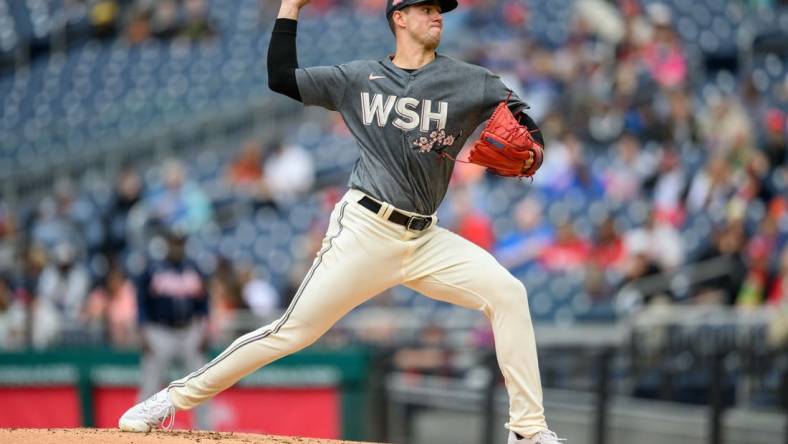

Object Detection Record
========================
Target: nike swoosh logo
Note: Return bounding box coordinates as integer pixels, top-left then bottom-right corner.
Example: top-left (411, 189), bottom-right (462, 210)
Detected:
top-left (368, 74), bottom-right (385, 80)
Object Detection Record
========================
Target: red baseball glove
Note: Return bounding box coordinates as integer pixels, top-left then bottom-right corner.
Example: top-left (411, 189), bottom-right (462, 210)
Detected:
top-left (468, 101), bottom-right (544, 177)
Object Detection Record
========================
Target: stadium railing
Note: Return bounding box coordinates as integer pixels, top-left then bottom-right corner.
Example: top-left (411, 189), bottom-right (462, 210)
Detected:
top-left (377, 305), bottom-right (787, 444)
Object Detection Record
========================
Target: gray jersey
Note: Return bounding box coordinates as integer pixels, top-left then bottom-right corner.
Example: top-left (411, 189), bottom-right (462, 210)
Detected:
top-left (295, 54), bottom-right (527, 215)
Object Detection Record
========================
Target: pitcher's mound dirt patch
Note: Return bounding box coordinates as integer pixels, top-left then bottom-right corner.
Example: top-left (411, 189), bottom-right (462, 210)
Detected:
top-left (0, 428), bottom-right (380, 444)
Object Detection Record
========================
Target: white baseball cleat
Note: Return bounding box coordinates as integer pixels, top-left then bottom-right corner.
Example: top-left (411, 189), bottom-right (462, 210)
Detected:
top-left (118, 389), bottom-right (177, 432)
top-left (508, 430), bottom-right (565, 444)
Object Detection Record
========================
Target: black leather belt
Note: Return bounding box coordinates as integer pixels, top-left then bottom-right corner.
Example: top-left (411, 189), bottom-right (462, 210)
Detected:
top-left (357, 196), bottom-right (433, 231)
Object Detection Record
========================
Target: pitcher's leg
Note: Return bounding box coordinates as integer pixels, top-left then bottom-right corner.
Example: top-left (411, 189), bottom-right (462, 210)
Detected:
top-left (179, 320), bottom-right (212, 429)
top-left (167, 201), bottom-right (399, 410)
top-left (405, 228), bottom-right (547, 437)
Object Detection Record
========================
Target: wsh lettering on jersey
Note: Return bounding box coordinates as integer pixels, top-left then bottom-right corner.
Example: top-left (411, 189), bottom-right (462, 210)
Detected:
top-left (361, 92), bottom-right (448, 132)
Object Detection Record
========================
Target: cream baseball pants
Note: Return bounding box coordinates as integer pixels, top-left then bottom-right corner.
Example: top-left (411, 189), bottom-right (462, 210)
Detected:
top-left (168, 188), bottom-right (548, 437)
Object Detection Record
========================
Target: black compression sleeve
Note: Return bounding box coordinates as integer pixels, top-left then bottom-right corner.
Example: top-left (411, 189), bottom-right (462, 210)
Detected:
top-left (516, 112), bottom-right (545, 147)
top-left (268, 18), bottom-right (301, 102)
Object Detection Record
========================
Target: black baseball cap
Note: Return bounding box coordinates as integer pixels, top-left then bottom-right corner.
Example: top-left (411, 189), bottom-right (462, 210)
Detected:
top-left (386, 0), bottom-right (458, 20)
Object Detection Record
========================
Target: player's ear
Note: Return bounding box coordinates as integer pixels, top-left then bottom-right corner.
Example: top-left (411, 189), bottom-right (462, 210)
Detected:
top-left (392, 10), bottom-right (407, 30)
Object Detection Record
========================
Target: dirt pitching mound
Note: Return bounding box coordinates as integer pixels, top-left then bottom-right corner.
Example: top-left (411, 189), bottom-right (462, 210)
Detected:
top-left (0, 428), bottom-right (379, 444)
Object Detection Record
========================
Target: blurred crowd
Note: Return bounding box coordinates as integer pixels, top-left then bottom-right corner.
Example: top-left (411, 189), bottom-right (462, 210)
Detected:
top-left (65, 0), bottom-right (216, 44)
top-left (2, 0), bottom-right (218, 71)
top-left (0, 0), bottom-right (787, 353)
top-left (0, 138), bottom-right (316, 350)
top-left (445, 0), bottom-right (788, 310)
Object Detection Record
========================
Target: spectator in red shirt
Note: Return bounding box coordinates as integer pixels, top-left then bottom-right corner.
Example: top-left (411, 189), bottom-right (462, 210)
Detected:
top-left (591, 216), bottom-right (627, 269)
top-left (768, 246), bottom-right (788, 306)
top-left (539, 220), bottom-right (591, 271)
top-left (227, 139), bottom-right (264, 188)
top-left (450, 187), bottom-right (495, 251)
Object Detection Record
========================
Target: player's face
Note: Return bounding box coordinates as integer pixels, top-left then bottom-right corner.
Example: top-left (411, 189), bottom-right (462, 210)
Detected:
top-left (402, 3), bottom-right (443, 49)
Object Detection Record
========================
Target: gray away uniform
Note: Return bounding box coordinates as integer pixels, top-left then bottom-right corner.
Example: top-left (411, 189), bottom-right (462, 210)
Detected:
top-left (167, 53), bottom-right (549, 438)
top-left (296, 54), bottom-right (527, 214)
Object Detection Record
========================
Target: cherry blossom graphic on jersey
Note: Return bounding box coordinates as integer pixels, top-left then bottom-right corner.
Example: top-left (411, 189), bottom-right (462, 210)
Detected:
top-left (412, 129), bottom-right (459, 154)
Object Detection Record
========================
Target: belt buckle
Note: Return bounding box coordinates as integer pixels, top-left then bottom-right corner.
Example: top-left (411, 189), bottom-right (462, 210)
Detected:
top-left (406, 216), bottom-right (430, 232)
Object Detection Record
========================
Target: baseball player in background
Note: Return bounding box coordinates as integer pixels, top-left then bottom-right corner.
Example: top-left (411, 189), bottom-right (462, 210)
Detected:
top-left (135, 228), bottom-right (212, 430)
top-left (119, 0), bottom-right (560, 442)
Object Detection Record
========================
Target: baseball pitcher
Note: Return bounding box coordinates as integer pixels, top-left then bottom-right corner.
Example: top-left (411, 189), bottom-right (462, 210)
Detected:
top-left (119, 1), bottom-right (558, 442)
